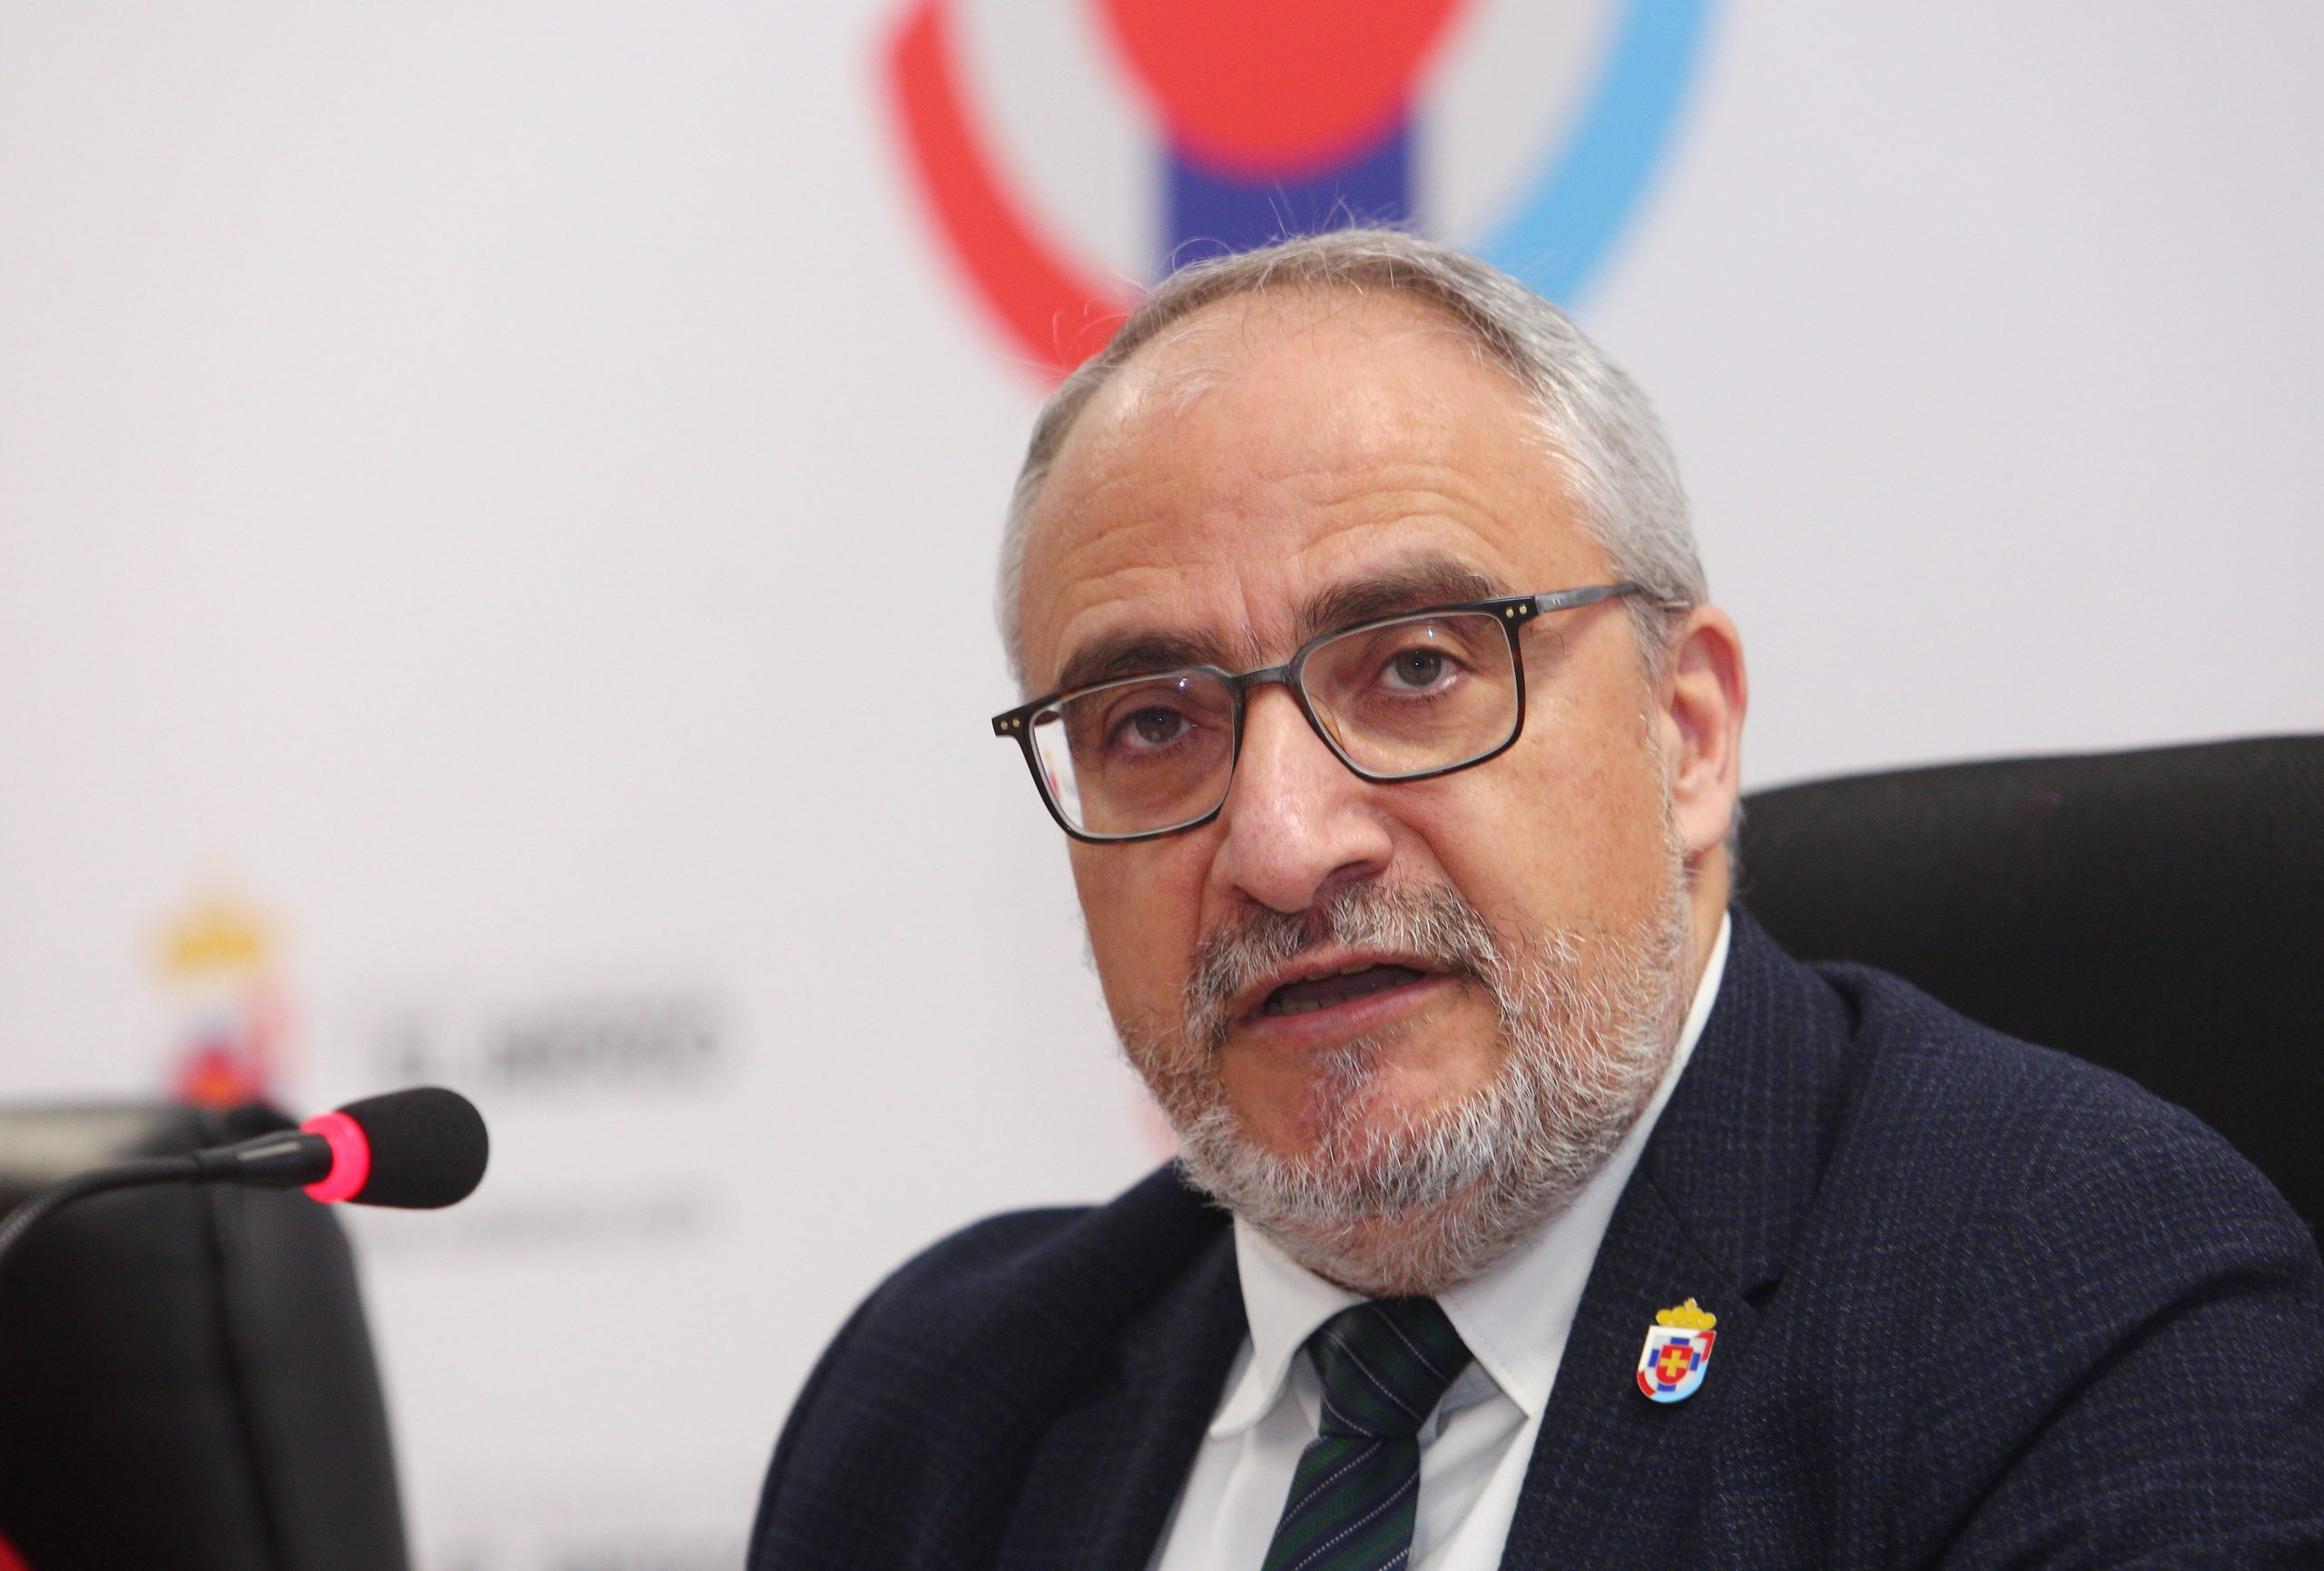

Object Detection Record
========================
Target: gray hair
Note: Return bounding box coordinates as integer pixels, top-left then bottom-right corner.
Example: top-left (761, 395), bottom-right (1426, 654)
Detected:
top-left (995, 227), bottom-right (1707, 690)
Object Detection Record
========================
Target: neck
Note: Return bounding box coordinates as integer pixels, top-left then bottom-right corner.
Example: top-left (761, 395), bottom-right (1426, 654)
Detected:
top-left (1681, 842), bottom-right (1732, 1005)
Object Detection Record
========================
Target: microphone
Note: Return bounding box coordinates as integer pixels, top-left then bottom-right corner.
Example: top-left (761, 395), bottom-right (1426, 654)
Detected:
top-left (298, 1087), bottom-right (491, 1209)
top-left (0, 1088), bottom-right (489, 1285)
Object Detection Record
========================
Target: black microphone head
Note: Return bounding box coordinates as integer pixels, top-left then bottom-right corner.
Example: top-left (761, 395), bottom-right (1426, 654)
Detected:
top-left (334, 1087), bottom-right (488, 1209)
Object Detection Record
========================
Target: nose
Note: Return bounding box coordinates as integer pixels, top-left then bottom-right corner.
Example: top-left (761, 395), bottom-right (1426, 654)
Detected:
top-left (1207, 683), bottom-right (1394, 914)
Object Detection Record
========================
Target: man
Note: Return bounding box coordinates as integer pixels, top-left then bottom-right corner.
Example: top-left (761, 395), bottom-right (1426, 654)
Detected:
top-left (750, 231), bottom-right (2324, 1568)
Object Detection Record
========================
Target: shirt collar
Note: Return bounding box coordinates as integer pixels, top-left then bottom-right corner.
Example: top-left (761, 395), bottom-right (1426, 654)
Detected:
top-left (1212, 912), bottom-right (1733, 1437)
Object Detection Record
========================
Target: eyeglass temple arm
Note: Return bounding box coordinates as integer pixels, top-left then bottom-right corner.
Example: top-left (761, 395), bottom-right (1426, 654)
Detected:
top-left (1530, 581), bottom-right (1643, 615)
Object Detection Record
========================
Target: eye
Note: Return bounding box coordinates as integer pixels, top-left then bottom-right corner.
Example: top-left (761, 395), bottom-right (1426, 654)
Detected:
top-left (1117, 706), bottom-right (1189, 749)
top-left (1386, 648), bottom-right (1447, 689)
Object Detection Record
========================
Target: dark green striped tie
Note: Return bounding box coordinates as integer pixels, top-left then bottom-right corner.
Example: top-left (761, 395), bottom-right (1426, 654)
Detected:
top-left (1259, 1298), bottom-right (1473, 1571)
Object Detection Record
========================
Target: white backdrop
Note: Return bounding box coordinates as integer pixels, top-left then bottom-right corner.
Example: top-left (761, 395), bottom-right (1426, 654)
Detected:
top-left (2, 5), bottom-right (2319, 1567)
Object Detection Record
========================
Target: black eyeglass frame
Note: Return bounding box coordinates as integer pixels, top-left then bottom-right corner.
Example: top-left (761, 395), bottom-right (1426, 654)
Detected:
top-left (990, 582), bottom-right (1643, 845)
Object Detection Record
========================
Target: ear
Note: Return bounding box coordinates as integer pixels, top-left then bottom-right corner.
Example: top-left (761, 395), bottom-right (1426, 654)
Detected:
top-left (1655, 605), bottom-right (1748, 866)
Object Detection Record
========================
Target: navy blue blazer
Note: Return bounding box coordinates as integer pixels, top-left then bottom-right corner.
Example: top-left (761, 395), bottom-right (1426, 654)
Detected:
top-left (751, 909), bottom-right (2324, 1568)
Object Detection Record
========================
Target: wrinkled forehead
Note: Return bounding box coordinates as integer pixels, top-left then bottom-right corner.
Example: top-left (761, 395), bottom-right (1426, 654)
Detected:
top-left (1014, 289), bottom-right (1593, 694)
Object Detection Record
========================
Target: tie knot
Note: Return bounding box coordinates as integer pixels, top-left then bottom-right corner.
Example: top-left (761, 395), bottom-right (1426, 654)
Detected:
top-left (1305, 1298), bottom-right (1472, 1440)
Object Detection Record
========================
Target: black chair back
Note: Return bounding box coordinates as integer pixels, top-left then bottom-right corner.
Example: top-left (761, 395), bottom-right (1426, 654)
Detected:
top-left (1739, 734), bottom-right (2323, 1246)
top-left (0, 1101), bottom-right (409, 1571)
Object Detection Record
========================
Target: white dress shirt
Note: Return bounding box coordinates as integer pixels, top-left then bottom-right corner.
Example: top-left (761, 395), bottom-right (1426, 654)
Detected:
top-left (1148, 914), bottom-right (1732, 1571)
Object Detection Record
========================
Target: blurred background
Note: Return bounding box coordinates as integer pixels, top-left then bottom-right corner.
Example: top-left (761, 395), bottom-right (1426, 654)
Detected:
top-left (1, 2), bottom-right (2319, 1566)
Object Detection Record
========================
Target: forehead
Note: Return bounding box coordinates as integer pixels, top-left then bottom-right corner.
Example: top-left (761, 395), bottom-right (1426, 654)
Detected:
top-left (1017, 288), bottom-right (1601, 692)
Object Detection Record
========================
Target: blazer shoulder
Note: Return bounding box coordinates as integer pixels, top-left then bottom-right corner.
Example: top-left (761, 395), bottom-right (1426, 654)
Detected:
top-left (1818, 956), bottom-right (2309, 1252)
top-left (750, 1166), bottom-right (1230, 1570)
top-left (866, 1200), bottom-right (1098, 1319)
top-left (1790, 965), bottom-right (2324, 1558)
top-left (850, 1162), bottom-right (1225, 1350)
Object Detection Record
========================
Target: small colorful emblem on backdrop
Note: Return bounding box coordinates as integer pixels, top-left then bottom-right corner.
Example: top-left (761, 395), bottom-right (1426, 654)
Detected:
top-left (1637, 1297), bottom-right (1717, 1403)
top-left (155, 893), bottom-right (295, 1108)
top-left (881, 0), bottom-right (1714, 379)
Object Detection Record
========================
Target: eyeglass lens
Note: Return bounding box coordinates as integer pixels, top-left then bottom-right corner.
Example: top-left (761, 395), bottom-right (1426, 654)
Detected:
top-left (1028, 609), bottom-right (1521, 838)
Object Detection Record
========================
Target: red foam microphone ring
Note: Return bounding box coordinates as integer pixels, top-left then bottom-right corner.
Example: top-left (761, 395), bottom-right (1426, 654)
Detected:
top-left (300, 1110), bottom-right (372, 1203)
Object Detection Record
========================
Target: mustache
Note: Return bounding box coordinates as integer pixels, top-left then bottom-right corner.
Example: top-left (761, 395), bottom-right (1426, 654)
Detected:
top-left (1183, 882), bottom-right (1506, 1052)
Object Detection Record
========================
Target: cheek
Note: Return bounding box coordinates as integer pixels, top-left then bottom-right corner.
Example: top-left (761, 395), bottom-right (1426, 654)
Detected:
top-left (1069, 842), bottom-right (1211, 1018)
top-left (1405, 709), bottom-right (1669, 932)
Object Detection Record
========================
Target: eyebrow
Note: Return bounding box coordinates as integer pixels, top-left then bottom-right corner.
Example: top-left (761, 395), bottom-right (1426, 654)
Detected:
top-left (1049, 553), bottom-right (1509, 696)
top-left (1295, 558), bottom-right (1504, 642)
top-left (1053, 629), bottom-right (1236, 694)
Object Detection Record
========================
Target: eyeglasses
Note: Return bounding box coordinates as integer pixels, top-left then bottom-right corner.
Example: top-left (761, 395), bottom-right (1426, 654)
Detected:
top-left (991, 583), bottom-right (1641, 843)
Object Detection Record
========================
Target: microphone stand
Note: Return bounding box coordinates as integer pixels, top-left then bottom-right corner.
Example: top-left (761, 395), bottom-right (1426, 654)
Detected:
top-left (0, 1132), bottom-right (330, 1289)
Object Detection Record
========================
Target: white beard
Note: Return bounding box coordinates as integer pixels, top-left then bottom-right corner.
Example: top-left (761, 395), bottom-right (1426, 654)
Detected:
top-left (1118, 835), bottom-right (1696, 1298)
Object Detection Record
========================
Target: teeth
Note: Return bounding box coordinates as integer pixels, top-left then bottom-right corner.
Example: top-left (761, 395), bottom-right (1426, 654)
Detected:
top-left (1277, 997), bottom-right (1325, 1015)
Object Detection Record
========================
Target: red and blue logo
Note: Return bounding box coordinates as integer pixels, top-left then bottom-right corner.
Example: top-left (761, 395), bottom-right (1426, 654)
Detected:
top-left (1637, 1324), bottom-right (1715, 1402)
top-left (884, 0), bottom-right (1713, 378)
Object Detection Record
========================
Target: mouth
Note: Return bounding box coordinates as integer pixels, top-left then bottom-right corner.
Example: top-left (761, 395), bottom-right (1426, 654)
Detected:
top-left (1225, 949), bottom-right (1458, 1046)
top-left (1263, 963), bottom-right (1430, 1017)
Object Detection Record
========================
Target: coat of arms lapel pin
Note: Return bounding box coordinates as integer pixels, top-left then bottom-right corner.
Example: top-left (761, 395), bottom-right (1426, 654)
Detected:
top-left (1637, 1298), bottom-right (1718, 1402)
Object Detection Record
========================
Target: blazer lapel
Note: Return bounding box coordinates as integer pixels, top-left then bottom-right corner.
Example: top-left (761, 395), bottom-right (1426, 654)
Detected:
top-left (1499, 909), bottom-right (1847, 1568)
top-left (992, 1190), bottom-right (1247, 1571)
